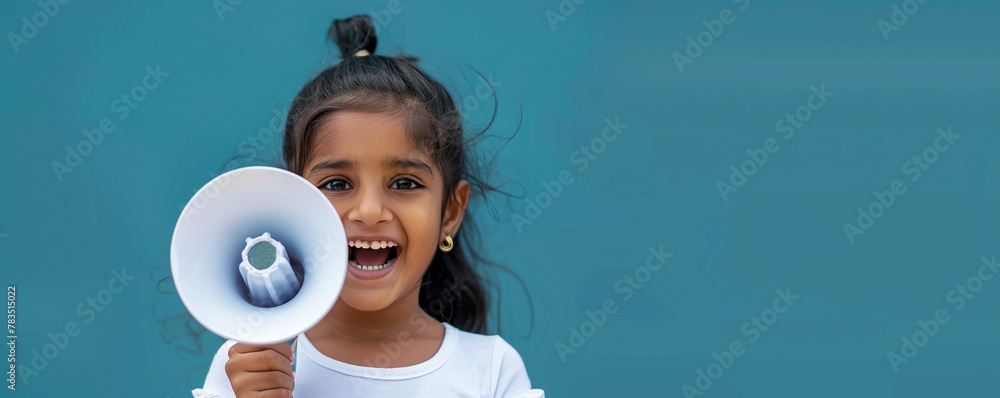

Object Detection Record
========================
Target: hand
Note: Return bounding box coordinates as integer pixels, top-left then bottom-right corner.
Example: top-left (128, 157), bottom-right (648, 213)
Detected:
top-left (225, 342), bottom-right (295, 398)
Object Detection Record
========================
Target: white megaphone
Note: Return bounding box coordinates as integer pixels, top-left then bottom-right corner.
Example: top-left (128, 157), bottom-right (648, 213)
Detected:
top-left (170, 166), bottom-right (347, 344)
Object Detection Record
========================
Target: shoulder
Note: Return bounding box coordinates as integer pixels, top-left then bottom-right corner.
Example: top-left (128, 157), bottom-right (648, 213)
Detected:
top-left (444, 324), bottom-right (523, 370)
top-left (444, 324), bottom-right (544, 398)
top-left (445, 323), bottom-right (499, 353)
top-left (489, 336), bottom-right (526, 376)
top-left (488, 336), bottom-right (531, 396)
top-left (443, 323), bottom-right (519, 367)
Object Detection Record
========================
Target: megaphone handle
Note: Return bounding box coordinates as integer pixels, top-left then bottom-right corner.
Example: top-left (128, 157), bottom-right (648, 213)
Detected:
top-left (290, 337), bottom-right (298, 373)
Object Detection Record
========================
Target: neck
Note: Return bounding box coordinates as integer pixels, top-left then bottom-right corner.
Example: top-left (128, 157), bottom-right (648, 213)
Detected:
top-left (307, 286), bottom-right (438, 343)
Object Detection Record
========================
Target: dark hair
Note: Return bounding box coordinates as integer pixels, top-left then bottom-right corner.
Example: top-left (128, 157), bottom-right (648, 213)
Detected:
top-left (281, 15), bottom-right (498, 334)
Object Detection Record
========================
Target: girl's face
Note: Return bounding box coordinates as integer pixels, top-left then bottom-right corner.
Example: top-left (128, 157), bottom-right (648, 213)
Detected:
top-left (302, 110), bottom-right (467, 312)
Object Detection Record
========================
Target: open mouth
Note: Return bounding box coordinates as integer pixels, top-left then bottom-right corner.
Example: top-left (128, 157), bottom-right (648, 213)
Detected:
top-left (348, 240), bottom-right (399, 271)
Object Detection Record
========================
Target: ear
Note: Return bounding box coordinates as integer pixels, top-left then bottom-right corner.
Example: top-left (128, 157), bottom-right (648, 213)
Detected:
top-left (441, 180), bottom-right (470, 240)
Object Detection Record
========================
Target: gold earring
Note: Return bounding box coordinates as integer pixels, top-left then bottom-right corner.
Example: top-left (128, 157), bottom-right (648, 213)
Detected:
top-left (439, 235), bottom-right (454, 252)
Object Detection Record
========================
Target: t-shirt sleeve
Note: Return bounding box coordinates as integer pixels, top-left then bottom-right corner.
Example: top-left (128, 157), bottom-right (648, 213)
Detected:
top-left (491, 337), bottom-right (545, 398)
top-left (191, 340), bottom-right (239, 398)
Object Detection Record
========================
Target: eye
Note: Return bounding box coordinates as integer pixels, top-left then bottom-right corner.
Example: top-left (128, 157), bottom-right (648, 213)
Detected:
top-left (320, 178), bottom-right (352, 191)
top-left (391, 177), bottom-right (424, 190)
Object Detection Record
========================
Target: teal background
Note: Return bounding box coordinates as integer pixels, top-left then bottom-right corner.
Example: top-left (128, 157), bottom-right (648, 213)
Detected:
top-left (2, 0), bottom-right (999, 397)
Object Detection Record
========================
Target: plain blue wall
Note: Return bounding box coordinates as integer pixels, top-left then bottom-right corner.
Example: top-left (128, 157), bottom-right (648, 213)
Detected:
top-left (2, 0), bottom-right (998, 396)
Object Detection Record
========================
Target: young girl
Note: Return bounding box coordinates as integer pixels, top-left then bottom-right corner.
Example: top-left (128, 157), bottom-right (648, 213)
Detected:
top-left (191, 15), bottom-right (543, 398)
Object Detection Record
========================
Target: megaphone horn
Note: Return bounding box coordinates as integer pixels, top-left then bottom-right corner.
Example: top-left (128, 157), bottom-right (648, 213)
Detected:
top-left (170, 166), bottom-right (348, 344)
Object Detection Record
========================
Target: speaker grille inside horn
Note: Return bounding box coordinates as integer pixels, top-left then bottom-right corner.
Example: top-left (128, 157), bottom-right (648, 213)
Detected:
top-left (248, 241), bottom-right (277, 270)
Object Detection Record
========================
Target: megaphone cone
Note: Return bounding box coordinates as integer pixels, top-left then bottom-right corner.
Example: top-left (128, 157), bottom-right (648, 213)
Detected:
top-left (170, 166), bottom-right (347, 344)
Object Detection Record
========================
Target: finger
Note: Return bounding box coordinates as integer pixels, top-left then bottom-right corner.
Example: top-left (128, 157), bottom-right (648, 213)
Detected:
top-left (230, 370), bottom-right (294, 392)
top-left (228, 350), bottom-right (294, 377)
top-left (252, 389), bottom-right (294, 398)
top-left (230, 342), bottom-right (294, 362)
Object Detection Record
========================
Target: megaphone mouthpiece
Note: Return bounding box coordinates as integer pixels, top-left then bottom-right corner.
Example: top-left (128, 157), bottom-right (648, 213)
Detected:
top-left (239, 232), bottom-right (302, 308)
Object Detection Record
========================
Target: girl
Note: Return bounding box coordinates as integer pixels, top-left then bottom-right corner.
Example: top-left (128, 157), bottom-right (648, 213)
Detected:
top-left (191, 15), bottom-right (543, 398)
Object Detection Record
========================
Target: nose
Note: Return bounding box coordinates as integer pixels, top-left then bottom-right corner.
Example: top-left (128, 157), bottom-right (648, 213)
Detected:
top-left (346, 184), bottom-right (392, 226)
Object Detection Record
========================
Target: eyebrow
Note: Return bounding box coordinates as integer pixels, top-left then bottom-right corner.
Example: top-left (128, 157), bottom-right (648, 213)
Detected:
top-left (309, 159), bottom-right (355, 174)
top-left (308, 157), bottom-right (433, 176)
top-left (387, 157), bottom-right (434, 176)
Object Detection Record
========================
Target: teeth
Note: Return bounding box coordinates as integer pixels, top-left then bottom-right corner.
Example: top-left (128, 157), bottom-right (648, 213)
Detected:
top-left (348, 258), bottom-right (395, 271)
top-left (349, 240), bottom-right (398, 249)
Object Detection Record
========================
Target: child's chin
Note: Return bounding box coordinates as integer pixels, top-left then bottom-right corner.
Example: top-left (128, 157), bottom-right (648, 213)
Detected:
top-left (340, 289), bottom-right (399, 312)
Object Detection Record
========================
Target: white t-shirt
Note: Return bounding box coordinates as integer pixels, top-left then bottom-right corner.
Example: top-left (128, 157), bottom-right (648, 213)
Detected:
top-left (192, 322), bottom-right (544, 398)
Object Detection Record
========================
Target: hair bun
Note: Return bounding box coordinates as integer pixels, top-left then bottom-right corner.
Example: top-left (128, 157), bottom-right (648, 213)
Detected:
top-left (329, 15), bottom-right (378, 58)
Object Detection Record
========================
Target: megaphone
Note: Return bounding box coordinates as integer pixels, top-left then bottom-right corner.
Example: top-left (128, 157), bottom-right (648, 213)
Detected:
top-left (170, 166), bottom-right (347, 344)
